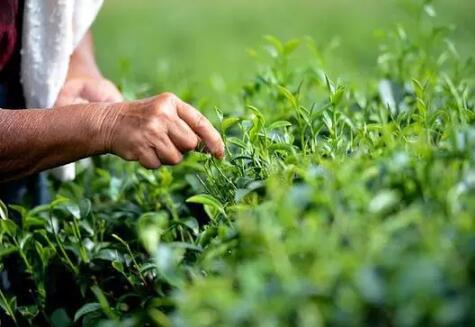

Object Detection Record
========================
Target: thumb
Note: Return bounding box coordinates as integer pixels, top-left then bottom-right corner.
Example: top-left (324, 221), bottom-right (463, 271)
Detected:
top-left (104, 91), bottom-right (124, 103)
top-left (55, 96), bottom-right (90, 107)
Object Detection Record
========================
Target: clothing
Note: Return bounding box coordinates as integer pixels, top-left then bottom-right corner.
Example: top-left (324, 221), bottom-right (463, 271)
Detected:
top-left (22, 0), bottom-right (104, 108)
top-left (0, 0), bottom-right (48, 206)
top-left (0, 0), bottom-right (19, 70)
top-left (22, 0), bottom-right (104, 181)
top-left (0, 0), bottom-right (103, 205)
top-left (0, 0), bottom-right (22, 108)
top-left (0, 1), bottom-right (45, 302)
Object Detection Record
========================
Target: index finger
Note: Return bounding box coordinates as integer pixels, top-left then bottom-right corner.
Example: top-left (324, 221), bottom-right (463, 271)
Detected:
top-left (175, 99), bottom-right (225, 159)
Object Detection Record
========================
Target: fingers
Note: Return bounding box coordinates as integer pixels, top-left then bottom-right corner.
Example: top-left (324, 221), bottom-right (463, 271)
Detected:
top-left (56, 79), bottom-right (123, 107)
top-left (168, 119), bottom-right (200, 152)
top-left (112, 92), bottom-right (224, 170)
top-left (175, 99), bottom-right (225, 159)
top-left (153, 134), bottom-right (184, 165)
top-left (138, 148), bottom-right (162, 169)
top-left (103, 92), bottom-right (123, 103)
top-left (83, 80), bottom-right (123, 103)
top-left (101, 82), bottom-right (124, 103)
top-left (55, 96), bottom-right (89, 107)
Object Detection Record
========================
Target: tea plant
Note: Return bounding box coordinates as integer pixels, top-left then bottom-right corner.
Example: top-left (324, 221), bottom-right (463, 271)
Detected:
top-left (1, 1), bottom-right (475, 326)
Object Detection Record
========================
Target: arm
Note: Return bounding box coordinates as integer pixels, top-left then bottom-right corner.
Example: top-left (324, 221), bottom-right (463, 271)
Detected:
top-left (55, 31), bottom-right (123, 107)
top-left (0, 104), bottom-right (109, 182)
top-left (1, 33), bottom-right (118, 182)
top-left (67, 31), bottom-right (103, 80)
top-left (0, 94), bottom-right (225, 183)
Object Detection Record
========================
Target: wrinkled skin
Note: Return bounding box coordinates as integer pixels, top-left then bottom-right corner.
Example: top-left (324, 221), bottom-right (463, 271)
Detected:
top-left (0, 32), bottom-right (224, 183)
top-left (55, 77), bottom-right (123, 106)
top-left (55, 32), bottom-right (123, 106)
top-left (107, 93), bottom-right (225, 169)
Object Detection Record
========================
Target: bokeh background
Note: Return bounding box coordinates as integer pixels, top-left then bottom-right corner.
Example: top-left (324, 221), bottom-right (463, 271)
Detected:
top-left (92, 0), bottom-right (475, 100)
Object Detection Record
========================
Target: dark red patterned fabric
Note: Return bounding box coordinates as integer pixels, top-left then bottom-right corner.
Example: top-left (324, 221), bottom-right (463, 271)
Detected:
top-left (0, 0), bottom-right (19, 71)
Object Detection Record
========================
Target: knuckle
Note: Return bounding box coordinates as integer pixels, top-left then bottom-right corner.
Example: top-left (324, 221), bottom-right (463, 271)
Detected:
top-left (144, 117), bottom-right (160, 133)
top-left (150, 130), bottom-right (168, 147)
top-left (208, 136), bottom-right (224, 158)
top-left (153, 105), bottom-right (176, 123)
top-left (161, 109), bottom-right (176, 121)
top-left (106, 80), bottom-right (117, 89)
top-left (140, 158), bottom-right (161, 170)
top-left (172, 155), bottom-right (183, 165)
top-left (193, 114), bottom-right (207, 130)
top-left (158, 92), bottom-right (177, 103)
top-left (122, 151), bottom-right (137, 162)
top-left (168, 153), bottom-right (183, 165)
top-left (185, 136), bottom-right (199, 151)
top-left (137, 149), bottom-right (160, 169)
top-left (100, 79), bottom-right (113, 88)
top-left (149, 99), bottom-right (162, 113)
top-left (216, 145), bottom-right (225, 158)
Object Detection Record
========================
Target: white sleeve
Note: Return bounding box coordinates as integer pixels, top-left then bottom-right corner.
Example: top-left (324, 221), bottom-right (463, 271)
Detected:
top-left (21, 0), bottom-right (104, 108)
top-left (21, 0), bottom-right (104, 182)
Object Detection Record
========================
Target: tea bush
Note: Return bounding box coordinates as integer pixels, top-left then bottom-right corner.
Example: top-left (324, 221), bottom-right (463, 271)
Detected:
top-left (1, 2), bottom-right (474, 326)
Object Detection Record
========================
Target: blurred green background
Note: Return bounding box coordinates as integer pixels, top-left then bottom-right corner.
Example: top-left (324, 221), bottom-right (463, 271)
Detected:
top-left (92, 0), bottom-right (475, 99)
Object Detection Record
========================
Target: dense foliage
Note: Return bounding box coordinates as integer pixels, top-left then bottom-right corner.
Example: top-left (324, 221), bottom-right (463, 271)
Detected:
top-left (1, 2), bottom-right (474, 326)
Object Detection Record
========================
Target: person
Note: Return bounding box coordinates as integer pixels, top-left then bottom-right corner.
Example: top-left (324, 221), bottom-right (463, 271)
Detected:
top-left (0, 1), bottom-right (225, 206)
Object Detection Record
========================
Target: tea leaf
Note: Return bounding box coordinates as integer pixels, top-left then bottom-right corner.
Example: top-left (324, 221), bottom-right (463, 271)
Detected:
top-left (186, 194), bottom-right (225, 216)
top-left (74, 302), bottom-right (101, 322)
top-left (221, 117), bottom-right (242, 133)
top-left (0, 200), bottom-right (8, 220)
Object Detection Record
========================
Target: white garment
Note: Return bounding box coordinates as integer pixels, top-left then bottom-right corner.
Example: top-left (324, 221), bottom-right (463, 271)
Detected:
top-left (21, 0), bottom-right (104, 181)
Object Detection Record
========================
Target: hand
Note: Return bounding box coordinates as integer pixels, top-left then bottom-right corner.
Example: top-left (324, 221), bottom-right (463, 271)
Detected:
top-left (102, 93), bottom-right (225, 168)
top-left (55, 78), bottom-right (123, 107)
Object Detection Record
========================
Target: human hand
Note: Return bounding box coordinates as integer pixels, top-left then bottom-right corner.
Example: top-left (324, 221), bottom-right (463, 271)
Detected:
top-left (101, 93), bottom-right (225, 168)
top-left (55, 77), bottom-right (123, 107)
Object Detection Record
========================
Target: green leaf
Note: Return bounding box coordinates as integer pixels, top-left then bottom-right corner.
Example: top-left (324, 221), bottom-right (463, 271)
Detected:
top-left (0, 289), bottom-right (17, 323)
top-left (227, 137), bottom-right (248, 149)
top-left (268, 120), bottom-right (292, 130)
top-left (423, 4), bottom-right (436, 17)
top-left (324, 74), bottom-right (334, 93)
top-left (17, 305), bottom-right (39, 320)
top-left (186, 194), bottom-right (225, 216)
top-left (248, 106), bottom-right (265, 142)
top-left (247, 105), bottom-right (265, 122)
top-left (198, 226), bottom-right (218, 247)
top-left (66, 202), bottom-right (81, 219)
top-left (284, 39), bottom-right (301, 56)
top-left (330, 86), bottom-right (345, 106)
top-left (234, 181), bottom-right (265, 202)
top-left (0, 246), bottom-right (17, 258)
top-left (277, 85), bottom-right (298, 108)
top-left (412, 79), bottom-right (425, 98)
top-left (79, 199), bottom-right (92, 218)
top-left (51, 308), bottom-right (72, 327)
top-left (221, 117), bottom-right (242, 133)
top-left (137, 212), bottom-right (169, 253)
top-left (112, 261), bottom-right (125, 273)
top-left (263, 35), bottom-right (284, 54)
top-left (49, 196), bottom-right (70, 208)
top-left (269, 143), bottom-right (295, 155)
top-left (322, 111), bottom-right (333, 131)
top-left (0, 219), bottom-right (18, 237)
top-left (19, 234), bottom-right (33, 250)
top-left (369, 190), bottom-right (401, 214)
top-left (74, 303), bottom-right (101, 322)
top-left (215, 106), bottom-right (224, 122)
top-left (91, 286), bottom-right (117, 320)
top-left (0, 200), bottom-right (8, 220)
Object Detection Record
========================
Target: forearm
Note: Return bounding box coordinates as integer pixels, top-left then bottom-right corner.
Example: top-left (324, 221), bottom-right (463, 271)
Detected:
top-left (67, 31), bottom-right (102, 79)
top-left (0, 105), bottom-right (111, 182)
top-left (57, 31), bottom-right (122, 106)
